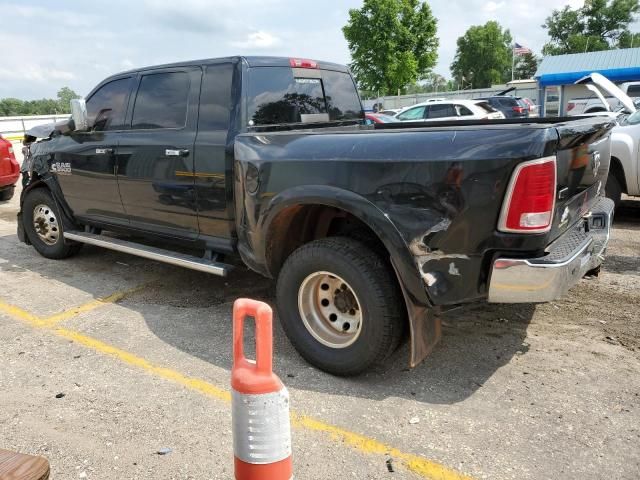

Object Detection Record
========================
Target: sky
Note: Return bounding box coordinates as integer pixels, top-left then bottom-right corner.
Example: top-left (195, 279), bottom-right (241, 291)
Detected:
top-left (0, 0), bottom-right (605, 99)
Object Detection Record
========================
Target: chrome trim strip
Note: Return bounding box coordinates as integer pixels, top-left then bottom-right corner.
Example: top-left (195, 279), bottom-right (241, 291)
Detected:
top-left (64, 231), bottom-right (229, 276)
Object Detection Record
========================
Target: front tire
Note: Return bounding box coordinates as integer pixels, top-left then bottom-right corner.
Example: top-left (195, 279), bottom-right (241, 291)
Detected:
top-left (22, 188), bottom-right (81, 259)
top-left (276, 237), bottom-right (404, 376)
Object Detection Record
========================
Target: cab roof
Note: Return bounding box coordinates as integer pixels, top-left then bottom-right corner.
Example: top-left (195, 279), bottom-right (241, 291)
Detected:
top-left (115, 56), bottom-right (350, 77)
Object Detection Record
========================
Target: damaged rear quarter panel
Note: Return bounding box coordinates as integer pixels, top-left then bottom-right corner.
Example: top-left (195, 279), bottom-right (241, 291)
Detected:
top-left (235, 125), bottom-right (558, 306)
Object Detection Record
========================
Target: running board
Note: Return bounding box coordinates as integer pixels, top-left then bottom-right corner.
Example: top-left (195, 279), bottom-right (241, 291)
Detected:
top-left (63, 231), bottom-right (230, 277)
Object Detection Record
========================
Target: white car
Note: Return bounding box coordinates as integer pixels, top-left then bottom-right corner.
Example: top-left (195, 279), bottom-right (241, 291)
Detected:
top-left (575, 73), bottom-right (640, 206)
top-left (568, 81), bottom-right (640, 115)
top-left (395, 99), bottom-right (505, 122)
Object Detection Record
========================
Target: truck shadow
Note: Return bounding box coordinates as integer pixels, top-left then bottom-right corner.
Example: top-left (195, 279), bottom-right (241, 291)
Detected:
top-left (614, 198), bottom-right (640, 226)
top-left (1, 232), bottom-right (535, 405)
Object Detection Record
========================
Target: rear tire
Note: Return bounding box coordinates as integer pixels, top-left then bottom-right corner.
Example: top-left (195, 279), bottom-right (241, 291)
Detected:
top-left (0, 187), bottom-right (14, 202)
top-left (605, 174), bottom-right (622, 208)
top-left (22, 188), bottom-right (81, 259)
top-left (276, 237), bottom-right (404, 376)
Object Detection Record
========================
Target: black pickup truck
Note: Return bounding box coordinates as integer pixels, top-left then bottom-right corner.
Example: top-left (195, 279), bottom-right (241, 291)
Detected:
top-left (18, 56), bottom-right (615, 375)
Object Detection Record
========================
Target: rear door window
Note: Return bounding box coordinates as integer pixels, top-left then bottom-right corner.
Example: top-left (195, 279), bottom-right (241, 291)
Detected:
top-left (132, 72), bottom-right (190, 129)
top-left (198, 64), bottom-right (233, 131)
top-left (427, 104), bottom-right (456, 119)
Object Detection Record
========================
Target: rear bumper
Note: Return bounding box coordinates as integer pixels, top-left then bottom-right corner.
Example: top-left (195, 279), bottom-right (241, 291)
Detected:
top-left (0, 158), bottom-right (20, 187)
top-left (0, 173), bottom-right (20, 188)
top-left (488, 196), bottom-right (614, 303)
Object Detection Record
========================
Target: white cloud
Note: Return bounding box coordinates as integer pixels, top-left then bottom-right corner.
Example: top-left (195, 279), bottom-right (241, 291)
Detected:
top-left (231, 31), bottom-right (281, 49)
top-left (483, 1), bottom-right (506, 13)
top-left (0, 0), bottom-right (638, 99)
top-left (0, 65), bottom-right (74, 82)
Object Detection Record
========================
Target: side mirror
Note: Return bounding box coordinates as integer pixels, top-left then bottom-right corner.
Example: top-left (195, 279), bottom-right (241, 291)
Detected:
top-left (70, 98), bottom-right (89, 131)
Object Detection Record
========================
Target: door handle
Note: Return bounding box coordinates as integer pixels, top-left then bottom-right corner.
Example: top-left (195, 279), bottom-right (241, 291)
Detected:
top-left (96, 148), bottom-right (114, 155)
top-left (166, 149), bottom-right (190, 157)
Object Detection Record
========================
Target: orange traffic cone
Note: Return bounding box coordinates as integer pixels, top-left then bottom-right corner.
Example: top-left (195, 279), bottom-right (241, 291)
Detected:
top-left (232, 299), bottom-right (293, 480)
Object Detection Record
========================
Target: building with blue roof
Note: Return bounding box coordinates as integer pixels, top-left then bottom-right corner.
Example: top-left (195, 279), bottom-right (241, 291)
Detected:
top-left (534, 47), bottom-right (640, 116)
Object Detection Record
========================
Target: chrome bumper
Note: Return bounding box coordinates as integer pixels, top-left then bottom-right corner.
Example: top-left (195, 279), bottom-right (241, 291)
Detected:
top-left (488, 197), bottom-right (614, 303)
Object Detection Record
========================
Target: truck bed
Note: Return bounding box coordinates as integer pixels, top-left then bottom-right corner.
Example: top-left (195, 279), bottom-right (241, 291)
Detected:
top-left (235, 116), bottom-right (614, 306)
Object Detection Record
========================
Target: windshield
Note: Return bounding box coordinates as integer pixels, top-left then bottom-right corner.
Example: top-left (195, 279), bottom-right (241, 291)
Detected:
top-left (247, 67), bottom-right (363, 126)
top-left (621, 110), bottom-right (640, 126)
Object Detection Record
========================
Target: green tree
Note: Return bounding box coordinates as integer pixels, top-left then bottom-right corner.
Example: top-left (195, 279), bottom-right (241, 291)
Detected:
top-left (513, 52), bottom-right (539, 80)
top-left (0, 87), bottom-right (80, 116)
top-left (343, 0), bottom-right (439, 96)
top-left (56, 87), bottom-right (80, 113)
top-left (0, 98), bottom-right (24, 116)
top-left (618, 31), bottom-right (640, 47)
top-left (423, 72), bottom-right (447, 92)
top-left (450, 21), bottom-right (513, 89)
top-left (542, 0), bottom-right (640, 55)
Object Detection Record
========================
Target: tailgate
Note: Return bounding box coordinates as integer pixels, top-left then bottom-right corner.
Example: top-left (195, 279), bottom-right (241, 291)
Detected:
top-left (549, 117), bottom-right (615, 242)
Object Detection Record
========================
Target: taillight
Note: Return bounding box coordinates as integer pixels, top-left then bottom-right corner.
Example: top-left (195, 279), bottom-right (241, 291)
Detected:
top-left (289, 58), bottom-right (318, 69)
top-left (567, 102), bottom-right (575, 111)
top-left (498, 157), bottom-right (557, 233)
top-left (512, 106), bottom-right (524, 114)
top-left (2, 138), bottom-right (16, 160)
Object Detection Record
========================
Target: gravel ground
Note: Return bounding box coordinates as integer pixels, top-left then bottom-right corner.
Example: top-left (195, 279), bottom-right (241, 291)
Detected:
top-left (0, 145), bottom-right (638, 479)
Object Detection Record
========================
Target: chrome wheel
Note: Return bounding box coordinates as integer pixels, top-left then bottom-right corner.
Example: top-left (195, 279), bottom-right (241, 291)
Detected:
top-left (32, 203), bottom-right (60, 245)
top-left (298, 271), bottom-right (363, 349)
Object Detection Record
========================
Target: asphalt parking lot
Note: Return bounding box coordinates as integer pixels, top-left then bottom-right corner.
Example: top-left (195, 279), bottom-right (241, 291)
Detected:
top-left (1, 146), bottom-right (639, 479)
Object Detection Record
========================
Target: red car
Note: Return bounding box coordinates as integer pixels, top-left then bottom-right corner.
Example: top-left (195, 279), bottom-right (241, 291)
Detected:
top-left (0, 134), bottom-right (20, 201)
top-left (364, 113), bottom-right (400, 124)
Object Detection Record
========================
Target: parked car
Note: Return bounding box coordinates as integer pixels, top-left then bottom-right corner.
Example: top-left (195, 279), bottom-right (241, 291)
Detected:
top-left (575, 73), bottom-right (640, 207)
top-left (477, 96), bottom-right (529, 118)
top-left (395, 99), bottom-right (504, 122)
top-left (0, 134), bottom-right (20, 202)
top-left (521, 98), bottom-right (539, 117)
top-left (364, 113), bottom-right (400, 124)
top-left (567, 81), bottom-right (640, 116)
top-left (19, 56), bottom-right (615, 375)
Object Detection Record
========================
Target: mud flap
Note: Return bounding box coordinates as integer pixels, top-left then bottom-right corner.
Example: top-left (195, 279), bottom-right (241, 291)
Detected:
top-left (403, 290), bottom-right (442, 368)
top-left (16, 211), bottom-right (29, 244)
top-left (391, 261), bottom-right (442, 367)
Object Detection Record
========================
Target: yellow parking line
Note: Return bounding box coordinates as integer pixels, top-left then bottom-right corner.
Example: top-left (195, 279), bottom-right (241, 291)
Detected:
top-left (291, 413), bottom-right (473, 479)
top-left (0, 300), bottom-right (46, 327)
top-left (0, 298), bottom-right (473, 480)
top-left (55, 327), bottom-right (231, 403)
top-left (41, 283), bottom-right (149, 327)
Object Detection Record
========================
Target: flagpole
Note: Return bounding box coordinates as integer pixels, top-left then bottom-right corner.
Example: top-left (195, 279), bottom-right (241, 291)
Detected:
top-left (511, 45), bottom-right (515, 82)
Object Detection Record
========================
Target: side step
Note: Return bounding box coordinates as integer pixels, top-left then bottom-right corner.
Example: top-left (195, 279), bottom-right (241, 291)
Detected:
top-left (63, 231), bottom-right (230, 277)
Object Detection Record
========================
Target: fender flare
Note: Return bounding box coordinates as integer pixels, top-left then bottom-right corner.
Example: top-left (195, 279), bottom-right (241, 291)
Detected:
top-left (611, 131), bottom-right (637, 195)
top-left (19, 176), bottom-right (78, 243)
top-left (255, 185), bottom-right (441, 367)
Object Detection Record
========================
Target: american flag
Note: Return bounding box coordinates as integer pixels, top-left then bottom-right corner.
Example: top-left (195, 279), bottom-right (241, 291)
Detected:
top-left (513, 43), bottom-right (532, 55)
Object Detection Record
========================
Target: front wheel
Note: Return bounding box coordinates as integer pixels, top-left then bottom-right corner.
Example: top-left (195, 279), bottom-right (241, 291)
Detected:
top-left (22, 188), bottom-right (81, 259)
top-left (276, 237), bottom-right (405, 376)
